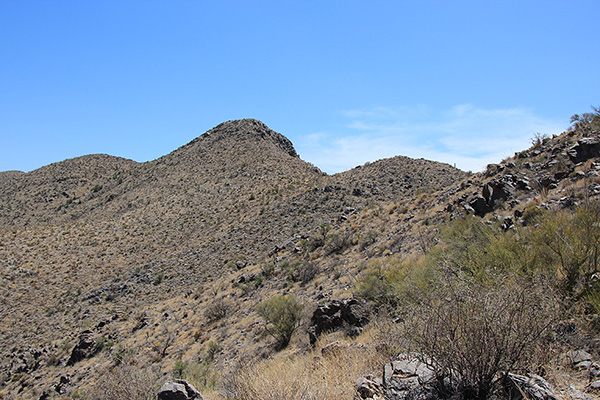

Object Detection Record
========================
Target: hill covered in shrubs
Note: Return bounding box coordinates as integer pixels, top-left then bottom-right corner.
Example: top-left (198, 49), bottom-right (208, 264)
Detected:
top-left (1, 110), bottom-right (600, 399)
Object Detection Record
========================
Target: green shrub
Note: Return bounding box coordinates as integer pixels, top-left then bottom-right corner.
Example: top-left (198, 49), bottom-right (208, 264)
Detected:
top-left (284, 261), bottom-right (319, 284)
top-left (256, 294), bottom-right (304, 348)
top-left (184, 359), bottom-right (219, 391)
top-left (356, 260), bottom-right (409, 309)
top-left (531, 201), bottom-right (600, 298)
top-left (174, 359), bottom-right (188, 378)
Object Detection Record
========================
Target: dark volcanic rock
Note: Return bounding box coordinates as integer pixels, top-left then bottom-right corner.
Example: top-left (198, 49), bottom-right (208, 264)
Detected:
top-left (568, 136), bottom-right (600, 163)
top-left (158, 379), bottom-right (203, 400)
top-left (308, 298), bottom-right (370, 345)
top-left (67, 330), bottom-right (98, 366)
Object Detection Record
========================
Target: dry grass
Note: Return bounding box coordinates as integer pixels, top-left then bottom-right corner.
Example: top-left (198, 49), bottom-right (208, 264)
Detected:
top-left (217, 333), bottom-right (386, 400)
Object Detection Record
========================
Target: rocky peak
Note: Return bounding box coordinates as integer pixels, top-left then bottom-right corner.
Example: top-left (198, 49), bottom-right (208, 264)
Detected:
top-left (189, 118), bottom-right (299, 158)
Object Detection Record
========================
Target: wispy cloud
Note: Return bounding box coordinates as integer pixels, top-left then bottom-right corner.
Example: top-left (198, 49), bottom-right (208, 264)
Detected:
top-left (297, 104), bottom-right (565, 174)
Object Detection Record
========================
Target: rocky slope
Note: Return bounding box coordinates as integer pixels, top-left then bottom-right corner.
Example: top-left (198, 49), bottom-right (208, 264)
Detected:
top-left (0, 119), bottom-right (468, 399)
top-left (2, 117), bottom-right (600, 399)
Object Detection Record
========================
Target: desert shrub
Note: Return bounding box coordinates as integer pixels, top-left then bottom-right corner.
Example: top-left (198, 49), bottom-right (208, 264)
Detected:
top-left (183, 359), bottom-right (220, 392)
top-left (284, 260), bottom-right (319, 284)
top-left (325, 229), bottom-right (355, 255)
top-left (530, 201), bottom-right (600, 299)
top-left (356, 260), bottom-right (409, 309)
top-left (433, 216), bottom-right (528, 278)
top-left (357, 230), bottom-right (378, 251)
top-left (204, 297), bottom-right (231, 322)
top-left (205, 338), bottom-right (221, 360)
top-left (406, 273), bottom-right (557, 400)
top-left (522, 203), bottom-right (543, 226)
top-left (570, 105), bottom-right (600, 130)
top-left (174, 359), bottom-right (187, 378)
top-left (256, 294), bottom-right (304, 348)
top-left (356, 257), bottom-right (434, 311)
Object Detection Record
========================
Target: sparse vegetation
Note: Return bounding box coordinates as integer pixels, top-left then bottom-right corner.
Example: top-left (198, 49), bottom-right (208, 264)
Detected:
top-left (570, 105), bottom-right (600, 130)
top-left (1, 117), bottom-right (600, 398)
top-left (256, 294), bottom-right (304, 348)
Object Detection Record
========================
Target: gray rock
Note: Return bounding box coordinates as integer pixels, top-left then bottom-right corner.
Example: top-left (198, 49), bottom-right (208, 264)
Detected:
top-left (382, 354), bottom-right (437, 400)
top-left (356, 375), bottom-right (385, 399)
top-left (589, 362), bottom-right (600, 378)
top-left (575, 360), bottom-right (592, 370)
top-left (567, 349), bottom-right (593, 365)
top-left (568, 137), bottom-right (600, 163)
top-left (504, 373), bottom-right (558, 400)
top-left (468, 194), bottom-right (491, 216)
top-left (586, 380), bottom-right (600, 392)
top-left (483, 178), bottom-right (516, 205)
top-left (158, 379), bottom-right (203, 400)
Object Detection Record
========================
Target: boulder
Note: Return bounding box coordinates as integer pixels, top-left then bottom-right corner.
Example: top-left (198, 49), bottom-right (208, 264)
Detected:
top-left (355, 375), bottom-right (385, 400)
top-left (67, 330), bottom-right (98, 366)
top-left (307, 298), bottom-right (369, 345)
top-left (504, 373), bottom-right (558, 400)
top-left (568, 137), bottom-right (600, 164)
top-left (483, 178), bottom-right (516, 205)
top-left (566, 349), bottom-right (593, 366)
top-left (468, 195), bottom-right (491, 216)
top-left (158, 379), bottom-right (203, 400)
top-left (356, 354), bottom-right (436, 400)
top-left (586, 380), bottom-right (600, 393)
top-left (356, 354), bottom-right (559, 400)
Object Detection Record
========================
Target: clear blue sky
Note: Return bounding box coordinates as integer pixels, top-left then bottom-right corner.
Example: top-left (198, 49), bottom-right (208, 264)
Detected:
top-left (1, 1), bottom-right (598, 174)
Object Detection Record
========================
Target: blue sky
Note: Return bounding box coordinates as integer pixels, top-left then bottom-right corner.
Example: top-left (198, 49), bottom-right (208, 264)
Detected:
top-left (1, 1), bottom-right (598, 174)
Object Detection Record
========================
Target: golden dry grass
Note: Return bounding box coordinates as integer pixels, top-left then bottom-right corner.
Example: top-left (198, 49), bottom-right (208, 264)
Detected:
top-left (214, 330), bottom-right (388, 400)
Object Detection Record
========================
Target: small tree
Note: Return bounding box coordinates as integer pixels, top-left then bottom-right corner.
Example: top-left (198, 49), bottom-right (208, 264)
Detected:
top-left (256, 294), bottom-right (304, 348)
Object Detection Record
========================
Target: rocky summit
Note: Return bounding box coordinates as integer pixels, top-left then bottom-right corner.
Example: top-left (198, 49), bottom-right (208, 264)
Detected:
top-left (1, 116), bottom-right (600, 399)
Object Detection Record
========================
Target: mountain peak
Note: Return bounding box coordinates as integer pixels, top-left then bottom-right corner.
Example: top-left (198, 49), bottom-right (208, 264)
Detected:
top-left (200, 119), bottom-right (299, 158)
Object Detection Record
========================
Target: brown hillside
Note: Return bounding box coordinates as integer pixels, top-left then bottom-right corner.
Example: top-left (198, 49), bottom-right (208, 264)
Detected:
top-left (0, 119), bottom-right (470, 399)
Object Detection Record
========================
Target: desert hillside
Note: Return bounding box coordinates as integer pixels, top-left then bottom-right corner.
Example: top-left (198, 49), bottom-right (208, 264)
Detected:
top-left (2, 114), bottom-right (600, 400)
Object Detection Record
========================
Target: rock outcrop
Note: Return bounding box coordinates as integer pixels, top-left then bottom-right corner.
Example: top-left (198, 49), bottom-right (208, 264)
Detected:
top-left (356, 354), bottom-right (558, 400)
top-left (158, 379), bottom-right (203, 400)
top-left (307, 298), bottom-right (370, 345)
top-left (66, 330), bottom-right (99, 366)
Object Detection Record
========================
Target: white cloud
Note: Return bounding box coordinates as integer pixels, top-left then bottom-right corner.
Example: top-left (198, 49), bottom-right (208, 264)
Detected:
top-left (297, 104), bottom-right (566, 174)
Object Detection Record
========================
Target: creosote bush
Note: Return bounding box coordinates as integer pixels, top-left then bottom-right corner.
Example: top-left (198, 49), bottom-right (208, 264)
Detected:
top-left (406, 273), bottom-right (557, 400)
top-left (256, 294), bottom-right (304, 348)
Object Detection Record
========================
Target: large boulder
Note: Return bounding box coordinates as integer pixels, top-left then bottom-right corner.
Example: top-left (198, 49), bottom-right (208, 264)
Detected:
top-left (567, 136), bottom-right (600, 164)
top-left (307, 298), bottom-right (369, 345)
top-left (356, 354), bottom-right (436, 400)
top-left (158, 379), bottom-right (203, 400)
top-left (468, 194), bottom-right (492, 216)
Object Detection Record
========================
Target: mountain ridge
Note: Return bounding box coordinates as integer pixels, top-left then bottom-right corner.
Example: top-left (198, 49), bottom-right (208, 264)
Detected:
top-left (0, 118), bottom-right (474, 398)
